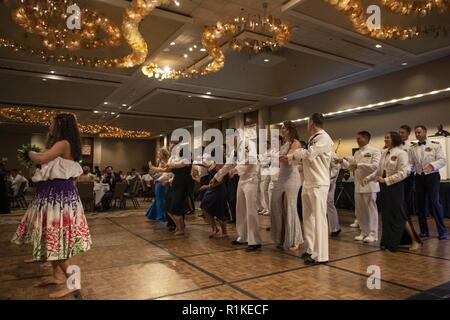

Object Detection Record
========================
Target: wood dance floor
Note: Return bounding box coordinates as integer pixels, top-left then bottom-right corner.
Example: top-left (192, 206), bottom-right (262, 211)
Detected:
top-left (1, 202), bottom-right (449, 300)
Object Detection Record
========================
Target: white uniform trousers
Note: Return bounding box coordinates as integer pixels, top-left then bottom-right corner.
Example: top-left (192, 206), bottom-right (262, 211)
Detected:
top-left (354, 192), bottom-right (378, 239)
top-left (236, 179), bottom-right (261, 246)
top-left (259, 174), bottom-right (271, 212)
top-left (327, 181), bottom-right (341, 233)
top-left (302, 186), bottom-right (329, 262)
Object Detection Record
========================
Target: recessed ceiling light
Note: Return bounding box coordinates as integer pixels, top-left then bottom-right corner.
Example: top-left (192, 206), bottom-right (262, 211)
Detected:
top-left (188, 95), bottom-right (192, 98)
top-left (193, 45), bottom-right (197, 49)
top-left (200, 48), bottom-right (206, 52)
top-left (183, 54), bottom-right (188, 58)
top-left (122, 104), bottom-right (127, 107)
top-left (94, 110), bottom-right (100, 113)
top-left (402, 62), bottom-right (408, 66)
top-left (174, 0), bottom-right (180, 6)
top-left (170, 42), bottom-right (176, 46)
top-left (103, 102), bottom-right (108, 105)
top-left (283, 97), bottom-right (288, 101)
top-left (189, 47), bottom-right (193, 51)
top-left (111, 112), bottom-right (116, 115)
top-left (50, 70), bottom-right (55, 74)
top-left (264, 59), bottom-right (270, 63)
top-left (206, 91), bottom-right (212, 95)
top-left (127, 106), bottom-right (132, 110)
top-left (219, 116), bottom-right (223, 119)
top-left (375, 44), bottom-right (382, 48)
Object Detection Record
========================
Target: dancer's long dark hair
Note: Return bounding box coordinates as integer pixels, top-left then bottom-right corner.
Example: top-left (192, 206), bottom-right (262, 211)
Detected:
top-left (282, 121), bottom-right (300, 143)
top-left (46, 113), bottom-right (82, 161)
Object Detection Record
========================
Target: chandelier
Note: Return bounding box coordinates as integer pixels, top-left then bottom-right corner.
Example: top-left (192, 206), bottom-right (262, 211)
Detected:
top-left (8, 0), bottom-right (122, 51)
top-left (142, 3), bottom-right (291, 80)
top-left (324, 0), bottom-right (449, 40)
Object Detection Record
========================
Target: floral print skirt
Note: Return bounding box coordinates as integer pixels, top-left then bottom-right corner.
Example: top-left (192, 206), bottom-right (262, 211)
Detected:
top-left (11, 179), bottom-right (92, 261)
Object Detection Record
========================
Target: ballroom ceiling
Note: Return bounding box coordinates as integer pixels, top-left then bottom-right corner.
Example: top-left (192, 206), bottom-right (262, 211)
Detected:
top-left (0, 0), bottom-right (449, 137)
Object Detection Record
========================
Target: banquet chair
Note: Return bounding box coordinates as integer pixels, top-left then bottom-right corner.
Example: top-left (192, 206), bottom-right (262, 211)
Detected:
top-left (111, 182), bottom-right (128, 210)
top-left (124, 179), bottom-right (140, 209)
top-left (9, 181), bottom-right (28, 209)
top-left (77, 182), bottom-right (95, 212)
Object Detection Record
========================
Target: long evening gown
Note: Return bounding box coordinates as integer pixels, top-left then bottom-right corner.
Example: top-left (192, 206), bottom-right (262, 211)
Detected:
top-left (270, 142), bottom-right (303, 249)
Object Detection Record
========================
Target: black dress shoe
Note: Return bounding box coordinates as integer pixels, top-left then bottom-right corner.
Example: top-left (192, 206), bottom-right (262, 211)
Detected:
top-left (231, 240), bottom-right (247, 245)
top-left (301, 252), bottom-right (312, 259)
top-left (330, 229), bottom-right (341, 237)
top-left (419, 232), bottom-right (430, 238)
top-left (304, 257), bottom-right (328, 265)
top-left (245, 244), bottom-right (262, 252)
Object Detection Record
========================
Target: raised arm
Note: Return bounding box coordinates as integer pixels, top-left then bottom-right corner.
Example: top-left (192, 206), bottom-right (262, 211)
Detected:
top-left (28, 140), bottom-right (68, 165)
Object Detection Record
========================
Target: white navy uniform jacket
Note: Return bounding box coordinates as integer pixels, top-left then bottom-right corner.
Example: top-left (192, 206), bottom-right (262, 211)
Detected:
top-left (399, 139), bottom-right (415, 173)
top-left (330, 151), bottom-right (341, 183)
top-left (409, 140), bottom-right (446, 175)
top-left (342, 144), bottom-right (381, 194)
top-left (288, 129), bottom-right (333, 188)
top-left (367, 147), bottom-right (409, 186)
top-left (214, 140), bottom-right (258, 184)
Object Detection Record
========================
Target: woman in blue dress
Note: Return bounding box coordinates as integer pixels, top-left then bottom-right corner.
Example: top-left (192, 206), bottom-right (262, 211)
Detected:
top-left (145, 148), bottom-right (170, 222)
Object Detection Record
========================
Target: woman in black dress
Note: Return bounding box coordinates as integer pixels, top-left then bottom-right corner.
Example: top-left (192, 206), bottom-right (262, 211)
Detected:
top-left (163, 159), bottom-right (192, 236)
top-left (363, 132), bottom-right (422, 252)
top-left (200, 160), bottom-right (228, 238)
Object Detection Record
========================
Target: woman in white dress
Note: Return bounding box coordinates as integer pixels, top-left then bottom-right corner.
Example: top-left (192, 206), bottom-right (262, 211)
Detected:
top-left (270, 121), bottom-right (303, 250)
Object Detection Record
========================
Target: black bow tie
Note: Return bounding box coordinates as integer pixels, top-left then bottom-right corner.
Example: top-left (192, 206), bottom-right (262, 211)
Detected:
top-left (418, 141), bottom-right (426, 146)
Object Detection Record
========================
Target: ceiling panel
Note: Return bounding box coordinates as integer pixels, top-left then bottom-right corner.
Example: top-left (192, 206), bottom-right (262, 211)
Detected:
top-left (132, 90), bottom-right (253, 119)
top-left (0, 73), bottom-right (117, 108)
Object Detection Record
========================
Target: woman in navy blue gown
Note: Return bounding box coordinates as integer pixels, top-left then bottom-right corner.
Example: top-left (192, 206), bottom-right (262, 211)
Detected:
top-left (200, 149), bottom-right (228, 238)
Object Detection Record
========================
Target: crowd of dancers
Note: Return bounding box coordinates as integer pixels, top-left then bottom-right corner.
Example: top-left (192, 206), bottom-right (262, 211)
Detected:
top-left (9, 112), bottom-right (449, 298)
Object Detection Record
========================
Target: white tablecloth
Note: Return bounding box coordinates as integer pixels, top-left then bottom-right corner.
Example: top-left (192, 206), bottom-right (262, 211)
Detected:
top-left (94, 183), bottom-right (110, 206)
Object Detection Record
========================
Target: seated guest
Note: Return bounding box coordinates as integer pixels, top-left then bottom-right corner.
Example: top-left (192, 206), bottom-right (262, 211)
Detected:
top-left (93, 165), bottom-right (102, 178)
top-left (10, 169), bottom-right (28, 196)
top-left (141, 170), bottom-right (154, 188)
top-left (101, 166), bottom-right (117, 210)
top-left (78, 166), bottom-right (94, 183)
top-left (118, 170), bottom-right (126, 181)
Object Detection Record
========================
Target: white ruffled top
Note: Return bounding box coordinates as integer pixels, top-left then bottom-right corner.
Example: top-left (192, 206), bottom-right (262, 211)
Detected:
top-left (32, 157), bottom-right (83, 183)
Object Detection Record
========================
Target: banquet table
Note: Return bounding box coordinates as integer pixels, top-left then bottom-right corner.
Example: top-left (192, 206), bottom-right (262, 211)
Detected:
top-left (94, 183), bottom-right (110, 206)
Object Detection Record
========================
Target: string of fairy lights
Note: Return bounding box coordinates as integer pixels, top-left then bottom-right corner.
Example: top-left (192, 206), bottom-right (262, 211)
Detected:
top-left (0, 107), bottom-right (152, 139)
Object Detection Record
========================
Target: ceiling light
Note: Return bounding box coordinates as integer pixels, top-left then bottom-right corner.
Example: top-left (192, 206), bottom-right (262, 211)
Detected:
top-left (103, 102), bottom-right (108, 105)
top-left (188, 95), bottom-right (192, 98)
top-left (193, 45), bottom-right (197, 49)
top-left (183, 54), bottom-right (188, 58)
top-left (94, 110), bottom-right (100, 113)
top-left (206, 91), bottom-right (212, 95)
top-left (375, 44), bottom-right (382, 48)
top-left (50, 70), bottom-right (55, 74)
top-left (264, 59), bottom-right (270, 63)
top-left (200, 48), bottom-right (206, 52)
top-left (189, 47), bottom-right (193, 52)
top-left (402, 62), bottom-right (408, 66)
top-left (122, 104), bottom-right (127, 107)
top-left (127, 106), bottom-right (132, 110)
top-left (111, 112), bottom-right (116, 115)
top-left (283, 97), bottom-right (288, 101)
top-left (174, 0), bottom-right (180, 6)
top-left (219, 116), bottom-right (223, 119)
top-left (42, 78), bottom-right (47, 81)
top-left (170, 42), bottom-right (176, 46)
